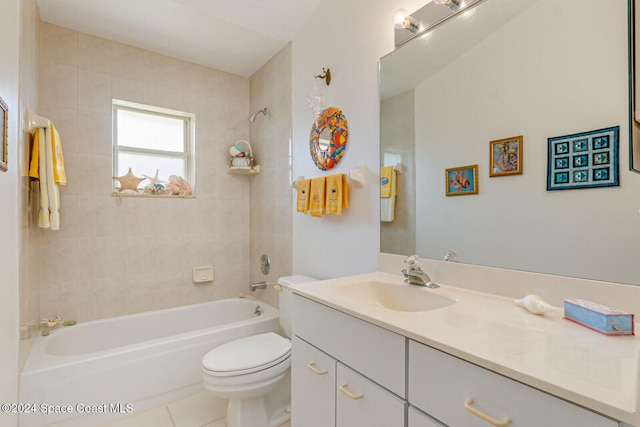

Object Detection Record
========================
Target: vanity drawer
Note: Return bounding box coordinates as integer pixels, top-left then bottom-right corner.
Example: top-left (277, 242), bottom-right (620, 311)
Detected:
top-left (408, 341), bottom-right (617, 427)
top-left (293, 294), bottom-right (406, 397)
top-left (336, 362), bottom-right (406, 427)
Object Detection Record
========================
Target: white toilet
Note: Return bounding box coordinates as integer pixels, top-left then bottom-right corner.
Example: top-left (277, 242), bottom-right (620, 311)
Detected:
top-left (202, 275), bottom-right (316, 427)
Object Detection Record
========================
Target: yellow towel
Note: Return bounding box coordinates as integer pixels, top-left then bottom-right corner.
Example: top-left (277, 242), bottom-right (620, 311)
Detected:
top-left (326, 173), bottom-right (349, 215)
top-left (380, 166), bottom-right (394, 198)
top-left (342, 174), bottom-right (349, 209)
top-left (51, 123), bottom-right (66, 185)
top-left (29, 131), bottom-right (40, 179)
top-left (296, 179), bottom-right (311, 214)
top-left (309, 176), bottom-right (326, 217)
top-left (28, 123), bottom-right (66, 185)
top-left (28, 123), bottom-right (65, 230)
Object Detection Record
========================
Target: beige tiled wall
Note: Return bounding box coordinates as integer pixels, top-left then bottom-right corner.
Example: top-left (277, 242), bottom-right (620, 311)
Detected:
top-left (248, 44), bottom-right (293, 307)
top-left (37, 22), bottom-right (255, 322)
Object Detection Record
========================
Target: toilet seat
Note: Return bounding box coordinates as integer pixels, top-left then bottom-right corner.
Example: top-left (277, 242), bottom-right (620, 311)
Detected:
top-left (202, 332), bottom-right (291, 377)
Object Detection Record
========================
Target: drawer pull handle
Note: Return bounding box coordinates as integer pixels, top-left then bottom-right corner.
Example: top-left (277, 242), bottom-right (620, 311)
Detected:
top-left (307, 362), bottom-right (328, 375)
top-left (339, 384), bottom-right (364, 400)
top-left (464, 398), bottom-right (512, 427)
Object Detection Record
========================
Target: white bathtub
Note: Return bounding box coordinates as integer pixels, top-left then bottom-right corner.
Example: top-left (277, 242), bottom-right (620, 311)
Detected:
top-left (20, 297), bottom-right (280, 427)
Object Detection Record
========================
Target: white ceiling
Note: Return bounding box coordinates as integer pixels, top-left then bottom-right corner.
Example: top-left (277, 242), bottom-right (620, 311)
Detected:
top-left (37, 0), bottom-right (323, 77)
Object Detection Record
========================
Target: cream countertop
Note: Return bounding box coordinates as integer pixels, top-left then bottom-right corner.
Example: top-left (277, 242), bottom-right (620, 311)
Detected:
top-left (292, 271), bottom-right (640, 426)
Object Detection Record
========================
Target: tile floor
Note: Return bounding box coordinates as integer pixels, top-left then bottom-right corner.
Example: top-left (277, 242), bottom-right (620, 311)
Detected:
top-left (103, 390), bottom-right (291, 427)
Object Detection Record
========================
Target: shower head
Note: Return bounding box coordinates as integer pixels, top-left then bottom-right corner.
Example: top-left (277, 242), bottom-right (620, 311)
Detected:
top-left (249, 107), bottom-right (268, 122)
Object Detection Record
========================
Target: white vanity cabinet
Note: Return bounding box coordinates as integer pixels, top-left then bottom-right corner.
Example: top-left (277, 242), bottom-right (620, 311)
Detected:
top-left (408, 341), bottom-right (619, 427)
top-left (292, 293), bottom-right (624, 427)
top-left (292, 295), bottom-right (407, 427)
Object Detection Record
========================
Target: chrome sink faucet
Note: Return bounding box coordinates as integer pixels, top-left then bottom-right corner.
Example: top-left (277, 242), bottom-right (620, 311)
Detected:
top-left (401, 255), bottom-right (439, 288)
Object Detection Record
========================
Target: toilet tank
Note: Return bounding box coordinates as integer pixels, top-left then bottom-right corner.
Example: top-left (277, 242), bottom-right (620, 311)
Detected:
top-left (277, 275), bottom-right (317, 337)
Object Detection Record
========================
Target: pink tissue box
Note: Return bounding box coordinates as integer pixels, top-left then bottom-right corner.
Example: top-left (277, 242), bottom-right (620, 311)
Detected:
top-left (564, 299), bottom-right (634, 336)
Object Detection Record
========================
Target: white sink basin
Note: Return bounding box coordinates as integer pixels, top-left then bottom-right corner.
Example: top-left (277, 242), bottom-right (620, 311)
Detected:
top-left (331, 280), bottom-right (457, 312)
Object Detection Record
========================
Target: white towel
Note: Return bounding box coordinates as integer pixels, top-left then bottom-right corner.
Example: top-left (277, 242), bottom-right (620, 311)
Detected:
top-left (45, 125), bottom-right (61, 230)
top-left (380, 197), bottom-right (396, 222)
top-left (36, 128), bottom-right (50, 228)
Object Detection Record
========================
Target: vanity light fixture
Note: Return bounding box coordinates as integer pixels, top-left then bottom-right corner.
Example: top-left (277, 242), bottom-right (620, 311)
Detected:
top-left (394, 0), bottom-right (481, 48)
top-left (433, 0), bottom-right (461, 11)
top-left (392, 8), bottom-right (423, 33)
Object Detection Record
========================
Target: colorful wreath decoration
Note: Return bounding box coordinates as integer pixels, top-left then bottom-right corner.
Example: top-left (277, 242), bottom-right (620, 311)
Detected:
top-left (309, 107), bottom-right (348, 171)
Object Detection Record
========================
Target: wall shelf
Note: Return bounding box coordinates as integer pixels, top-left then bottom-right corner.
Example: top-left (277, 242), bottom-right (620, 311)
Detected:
top-left (228, 165), bottom-right (260, 175)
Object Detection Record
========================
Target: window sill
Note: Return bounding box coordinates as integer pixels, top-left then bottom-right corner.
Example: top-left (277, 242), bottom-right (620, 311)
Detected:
top-left (111, 191), bottom-right (195, 199)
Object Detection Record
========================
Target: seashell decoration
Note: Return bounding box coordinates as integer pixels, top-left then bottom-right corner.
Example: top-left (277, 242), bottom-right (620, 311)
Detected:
top-left (514, 294), bottom-right (555, 315)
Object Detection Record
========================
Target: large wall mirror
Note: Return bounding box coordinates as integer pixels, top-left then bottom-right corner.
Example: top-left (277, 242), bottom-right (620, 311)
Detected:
top-left (380, 0), bottom-right (640, 286)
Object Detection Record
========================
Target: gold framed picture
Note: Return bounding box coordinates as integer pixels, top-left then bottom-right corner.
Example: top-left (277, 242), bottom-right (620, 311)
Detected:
top-left (446, 164), bottom-right (478, 196)
top-left (490, 135), bottom-right (523, 177)
top-left (0, 96), bottom-right (7, 172)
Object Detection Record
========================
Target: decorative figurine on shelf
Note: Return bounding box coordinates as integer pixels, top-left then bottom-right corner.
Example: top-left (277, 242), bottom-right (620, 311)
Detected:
top-left (39, 316), bottom-right (61, 335)
top-left (40, 316), bottom-right (61, 328)
top-left (167, 175), bottom-right (192, 196)
top-left (142, 169), bottom-right (168, 195)
top-left (143, 182), bottom-right (167, 195)
top-left (142, 169), bottom-right (166, 186)
top-left (113, 167), bottom-right (145, 192)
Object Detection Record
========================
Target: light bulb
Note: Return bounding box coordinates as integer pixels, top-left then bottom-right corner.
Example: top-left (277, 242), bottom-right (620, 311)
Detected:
top-left (392, 8), bottom-right (408, 29)
top-left (392, 8), bottom-right (421, 33)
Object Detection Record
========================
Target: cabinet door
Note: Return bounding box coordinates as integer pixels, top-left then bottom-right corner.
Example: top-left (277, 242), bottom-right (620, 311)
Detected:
top-left (336, 363), bottom-right (406, 427)
top-left (291, 336), bottom-right (336, 427)
top-left (408, 407), bottom-right (446, 427)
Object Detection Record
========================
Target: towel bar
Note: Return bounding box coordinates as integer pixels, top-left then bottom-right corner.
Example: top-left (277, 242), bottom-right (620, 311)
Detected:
top-left (24, 108), bottom-right (50, 133)
top-left (291, 165), bottom-right (366, 188)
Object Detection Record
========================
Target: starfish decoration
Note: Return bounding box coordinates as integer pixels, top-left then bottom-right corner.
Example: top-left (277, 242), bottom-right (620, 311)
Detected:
top-left (142, 169), bottom-right (166, 186)
top-left (114, 167), bottom-right (145, 192)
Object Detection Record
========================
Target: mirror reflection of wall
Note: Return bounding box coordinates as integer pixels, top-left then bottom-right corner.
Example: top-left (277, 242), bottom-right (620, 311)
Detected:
top-left (380, 0), bottom-right (640, 286)
top-left (381, 90), bottom-right (415, 255)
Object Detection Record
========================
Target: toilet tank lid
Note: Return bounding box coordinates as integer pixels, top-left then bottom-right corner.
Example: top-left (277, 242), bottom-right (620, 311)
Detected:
top-left (277, 275), bottom-right (317, 287)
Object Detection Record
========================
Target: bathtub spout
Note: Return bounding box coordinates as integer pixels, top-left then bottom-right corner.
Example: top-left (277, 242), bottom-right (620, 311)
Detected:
top-left (250, 281), bottom-right (268, 292)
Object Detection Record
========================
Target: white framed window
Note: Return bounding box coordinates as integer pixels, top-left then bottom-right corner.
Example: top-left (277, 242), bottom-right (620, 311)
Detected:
top-left (112, 99), bottom-right (195, 193)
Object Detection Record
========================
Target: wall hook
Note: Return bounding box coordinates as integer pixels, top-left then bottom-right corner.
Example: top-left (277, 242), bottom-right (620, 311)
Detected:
top-left (315, 68), bottom-right (331, 86)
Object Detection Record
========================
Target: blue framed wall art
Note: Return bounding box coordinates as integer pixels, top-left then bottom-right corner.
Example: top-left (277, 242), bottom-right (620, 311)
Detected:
top-left (547, 126), bottom-right (619, 191)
